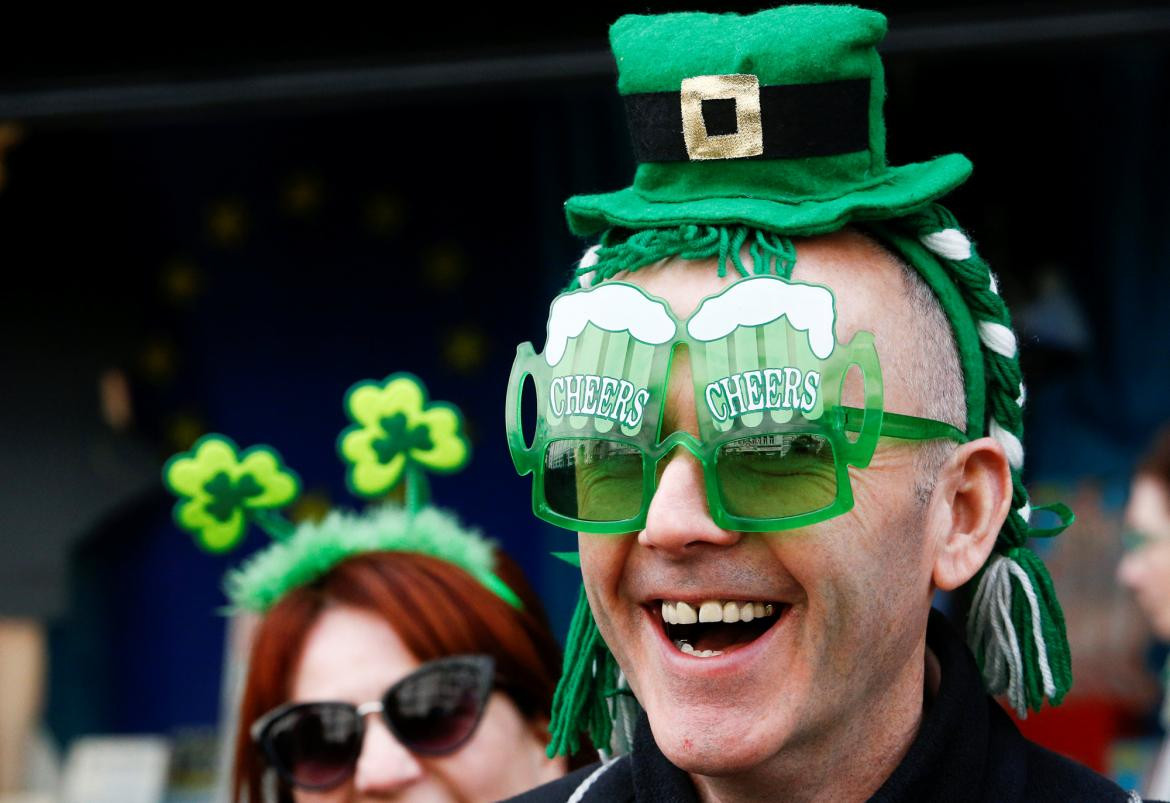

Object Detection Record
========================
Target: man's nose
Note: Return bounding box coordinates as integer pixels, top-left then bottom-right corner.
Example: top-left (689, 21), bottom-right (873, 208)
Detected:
top-left (353, 716), bottom-right (425, 794)
top-left (639, 447), bottom-right (741, 553)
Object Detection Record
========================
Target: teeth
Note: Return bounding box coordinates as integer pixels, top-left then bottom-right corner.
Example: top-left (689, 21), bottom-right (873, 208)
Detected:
top-left (674, 640), bottom-right (722, 658)
top-left (722, 601), bottom-right (740, 623)
top-left (698, 601), bottom-right (722, 623)
top-left (661, 599), bottom-right (780, 624)
top-left (662, 601), bottom-right (676, 624)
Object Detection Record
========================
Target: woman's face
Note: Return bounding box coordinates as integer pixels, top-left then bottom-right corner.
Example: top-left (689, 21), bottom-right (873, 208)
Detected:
top-left (284, 605), bottom-right (565, 802)
top-left (1118, 475), bottom-right (1170, 640)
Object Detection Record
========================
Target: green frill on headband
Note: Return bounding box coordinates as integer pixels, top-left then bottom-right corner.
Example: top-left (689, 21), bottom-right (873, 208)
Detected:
top-left (225, 504), bottom-right (522, 613)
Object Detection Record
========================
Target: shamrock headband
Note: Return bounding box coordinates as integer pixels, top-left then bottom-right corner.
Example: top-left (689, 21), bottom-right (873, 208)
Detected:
top-left (163, 373), bottom-right (522, 612)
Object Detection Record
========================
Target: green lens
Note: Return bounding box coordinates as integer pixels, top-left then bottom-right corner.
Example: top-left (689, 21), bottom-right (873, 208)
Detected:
top-left (716, 433), bottom-right (837, 520)
top-left (543, 439), bottom-right (644, 522)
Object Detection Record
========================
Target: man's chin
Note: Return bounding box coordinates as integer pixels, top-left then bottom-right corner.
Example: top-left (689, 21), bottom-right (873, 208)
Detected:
top-left (644, 704), bottom-right (789, 777)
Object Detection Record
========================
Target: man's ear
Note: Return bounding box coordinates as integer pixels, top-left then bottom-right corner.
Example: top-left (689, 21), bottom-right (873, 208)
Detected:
top-left (928, 436), bottom-right (1013, 591)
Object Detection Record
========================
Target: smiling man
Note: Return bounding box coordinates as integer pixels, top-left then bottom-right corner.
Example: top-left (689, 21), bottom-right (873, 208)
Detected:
top-left (504, 6), bottom-right (1146, 802)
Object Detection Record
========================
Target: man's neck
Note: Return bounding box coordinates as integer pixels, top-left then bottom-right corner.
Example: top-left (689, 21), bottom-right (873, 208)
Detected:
top-left (688, 639), bottom-right (930, 803)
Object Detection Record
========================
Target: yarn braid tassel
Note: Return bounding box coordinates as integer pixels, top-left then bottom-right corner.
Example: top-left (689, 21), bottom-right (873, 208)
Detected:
top-left (967, 547), bottom-right (1070, 715)
top-left (546, 585), bottom-right (620, 757)
top-left (906, 203), bottom-right (1073, 716)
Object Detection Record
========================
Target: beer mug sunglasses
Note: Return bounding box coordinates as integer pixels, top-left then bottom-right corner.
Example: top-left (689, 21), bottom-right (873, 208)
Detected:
top-left (506, 276), bottom-right (966, 534)
top-left (251, 654), bottom-right (494, 791)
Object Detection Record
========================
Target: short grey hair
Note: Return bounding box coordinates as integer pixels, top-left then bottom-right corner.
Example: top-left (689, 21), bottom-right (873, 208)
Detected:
top-left (879, 235), bottom-right (967, 505)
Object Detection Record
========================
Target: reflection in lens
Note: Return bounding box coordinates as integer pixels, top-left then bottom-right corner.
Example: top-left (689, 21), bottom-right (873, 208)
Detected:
top-left (543, 439), bottom-right (644, 522)
top-left (717, 433), bottom-right (837, 519)
top-left (386, 659), bottom-right (491, 754)
top-left (268, 703), bottom-right (361, 790)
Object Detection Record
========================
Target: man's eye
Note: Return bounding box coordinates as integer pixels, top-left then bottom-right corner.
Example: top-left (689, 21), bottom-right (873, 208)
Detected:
top-left (789, 434), bottom-right (828, 456)
top-left (596, 460), bottom-right (643, 480)
top-left (577, 441), bottom-right (639, 459)
top-left (719, 434), bottom-right (833, 475)
top-left (729, 450), bottom-right (814, 476)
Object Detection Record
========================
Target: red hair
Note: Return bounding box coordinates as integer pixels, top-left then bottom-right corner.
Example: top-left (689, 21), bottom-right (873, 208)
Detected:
top-left (1138, 422), bottom-right (1170, 504)
top-left (232, 549), bottom-right (586, 802)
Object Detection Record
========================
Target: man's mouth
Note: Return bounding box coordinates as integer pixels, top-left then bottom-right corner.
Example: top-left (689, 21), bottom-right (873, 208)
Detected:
top-left (656, 599), bottom-right (786, 658)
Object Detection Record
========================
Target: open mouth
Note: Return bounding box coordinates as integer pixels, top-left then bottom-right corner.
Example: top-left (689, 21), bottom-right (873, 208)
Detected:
top-left (656, 599), bottom-right (787, 658)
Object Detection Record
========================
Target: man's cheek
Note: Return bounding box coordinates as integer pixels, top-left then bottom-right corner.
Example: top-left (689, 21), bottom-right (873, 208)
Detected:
top-left (578, 536), bottom-right (614, 590)
top-left (578, 532), bottom-right (636, 589)
top-left (806, 575), bottom-right (860, 658)
top-left (799, 545), bottom-right (888, 676)
top-left (577, 539), bottom-right (625, 638)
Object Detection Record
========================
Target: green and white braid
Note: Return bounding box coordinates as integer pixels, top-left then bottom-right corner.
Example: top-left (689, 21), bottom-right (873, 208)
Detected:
top-left (898, 204), bottom-right (1072, 716)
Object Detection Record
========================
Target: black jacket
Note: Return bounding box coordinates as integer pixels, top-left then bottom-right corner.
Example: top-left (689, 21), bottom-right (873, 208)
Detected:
top-left (509, 609), bottom-right (1153, 802)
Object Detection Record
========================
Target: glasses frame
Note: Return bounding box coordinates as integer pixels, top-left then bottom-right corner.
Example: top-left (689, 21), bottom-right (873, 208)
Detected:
top-left (1121, 527), bottom-right (1170, 553)
top-left (250, 653), bottom-right (495, 792)
top-left (506, 278), bottom-right (968, 535)
top-left (516, 404), bottom-right (965, 535)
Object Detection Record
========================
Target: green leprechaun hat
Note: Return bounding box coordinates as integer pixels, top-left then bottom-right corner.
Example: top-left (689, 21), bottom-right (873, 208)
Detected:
top-left (565, 5), bottom-right (972, 238)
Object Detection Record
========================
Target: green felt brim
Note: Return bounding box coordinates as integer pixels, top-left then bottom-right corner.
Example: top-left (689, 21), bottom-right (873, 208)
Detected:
top-left (565, 153), bottom-right (972, 238)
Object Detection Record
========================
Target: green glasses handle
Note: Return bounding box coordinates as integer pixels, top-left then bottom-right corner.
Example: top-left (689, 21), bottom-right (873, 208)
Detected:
top-left (838, 331), bottom-right (884, 468)
top-left (505, 343), bottom-right (542, 476)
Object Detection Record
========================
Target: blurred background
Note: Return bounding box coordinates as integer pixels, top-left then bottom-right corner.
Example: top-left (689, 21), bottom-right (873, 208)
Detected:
top-left (1, 2), bottom-right (1169, 800)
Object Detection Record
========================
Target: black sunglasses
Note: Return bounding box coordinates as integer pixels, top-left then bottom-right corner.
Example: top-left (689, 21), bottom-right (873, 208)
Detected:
top-left (251, 654), bottom-right (495, 791)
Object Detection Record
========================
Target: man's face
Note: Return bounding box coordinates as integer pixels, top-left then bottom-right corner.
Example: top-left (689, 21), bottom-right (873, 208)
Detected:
top-left (1118, 475), bottom-right (1170, 640)
top-left (578, 230), bottom-right (942, 775)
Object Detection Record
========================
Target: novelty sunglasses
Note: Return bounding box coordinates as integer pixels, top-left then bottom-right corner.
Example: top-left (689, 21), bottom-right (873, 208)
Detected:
top-left (1122, 527), bottom-right (1170, 553)
top-left (251, 654), bottom-right (494, 791)
top-left (506, 276), bottom-right (967, 534)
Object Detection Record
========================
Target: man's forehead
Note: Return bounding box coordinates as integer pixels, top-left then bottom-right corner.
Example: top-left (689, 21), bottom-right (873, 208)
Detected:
top-left (610, 228), bottom-right (925, 423)
top-left (612, 228), bottom-right (910, 342)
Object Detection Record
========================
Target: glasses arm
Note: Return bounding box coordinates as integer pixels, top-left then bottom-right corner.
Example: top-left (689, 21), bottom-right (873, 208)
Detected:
top-left (842, 406), bottom-right (968, 444)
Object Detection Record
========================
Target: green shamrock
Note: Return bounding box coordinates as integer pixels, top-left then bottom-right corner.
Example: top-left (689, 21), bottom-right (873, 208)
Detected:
top-left (163, 435), bottom-right (300, 552)
top-left (339, 373), bottom-right (470, 499)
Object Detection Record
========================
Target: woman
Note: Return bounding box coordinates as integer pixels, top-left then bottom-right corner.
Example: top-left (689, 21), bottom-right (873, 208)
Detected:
top-left (1117, 423), bottom-right (1170, 800)
top-left (233, 535), bottom-right (574, 802)
top-left (161, 374), bottom-right (587, 802)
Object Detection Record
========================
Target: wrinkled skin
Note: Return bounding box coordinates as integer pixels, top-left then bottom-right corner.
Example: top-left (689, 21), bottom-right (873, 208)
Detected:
top-left (287, 606), bottom-right (564, 803)
top-left (578, 230), bottom-right (1012, 802)
top-left (1118, 475), bottom-right (1170, 640)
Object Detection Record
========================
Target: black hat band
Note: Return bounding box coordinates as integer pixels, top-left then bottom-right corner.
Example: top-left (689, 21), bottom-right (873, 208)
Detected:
top-left (624, 77), bottom-right (870, 163)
